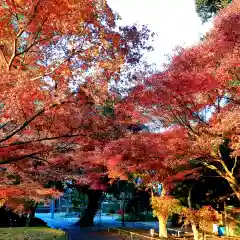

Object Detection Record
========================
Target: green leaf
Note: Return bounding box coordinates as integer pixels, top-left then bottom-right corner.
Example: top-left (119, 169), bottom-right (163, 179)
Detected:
top-left (17, 14), bottom-right (24, 20)
top-left (2, 3), bottom-right (8, 9)
top-left (229, 79), bottom-right (240, 87)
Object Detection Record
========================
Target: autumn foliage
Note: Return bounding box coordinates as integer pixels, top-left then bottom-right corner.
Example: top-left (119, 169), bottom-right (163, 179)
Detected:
top-left (87, 1), bottom-right (240, 235)
top-left (117, 0), bottom-right (240, 201)
top-left (0, 0), bottom-right (239, 228)
top-left (0, 0), bottom-right (154, 211)
top-left (181, 206), bottom-right (220, 233)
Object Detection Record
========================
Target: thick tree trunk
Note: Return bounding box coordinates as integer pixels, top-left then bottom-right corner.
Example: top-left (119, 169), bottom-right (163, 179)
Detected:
top-left (192, 223), bottom-right (199, 240)
top-left (158, 215), bottom-right (168, 238)
top-left (26, 203), bottom-right (38, 227)
top-left (78, 190), bottom-right (102, 228)
top-left (188, 187), bottom-right (199, 240)
top-left (155, 184), bottom-right (168, 238)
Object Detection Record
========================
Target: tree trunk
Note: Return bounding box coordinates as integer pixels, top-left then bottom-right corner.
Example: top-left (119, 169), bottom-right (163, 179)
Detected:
top-left (205, 160), bottom-right (240, 202)
top-left (229, 182), bottom-right (240, 201)
top-left (26, 203), bottom-right (38, 227)
top-left (120, 201), bottom-right (125, 226)
top-left (192, 223), bottom-right (199, 240)
top-left (121, 212), bottom-right (125, 226)
top-left (78, 189), bottom-right (102, 228)
top-left (158, 215), bottom-right (168, 238)
top-left (222, 171), bottom-right (240, 201)
top-left (188, 187), bottom-right (199, 240)
top-left (156, 183), bottom-right (168, 238)
top-left (235, 191), bottom-right (240, 201)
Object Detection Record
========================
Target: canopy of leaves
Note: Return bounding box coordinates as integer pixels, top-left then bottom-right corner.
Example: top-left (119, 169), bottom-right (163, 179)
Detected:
top-left (196, 0), bottom-right (232, 22)
top-left (151, 195), bottom-right (181, 220)
top-left (113, 0), bottom-right (240, 201)
top-left (0, 0), bottom-right (154, 211)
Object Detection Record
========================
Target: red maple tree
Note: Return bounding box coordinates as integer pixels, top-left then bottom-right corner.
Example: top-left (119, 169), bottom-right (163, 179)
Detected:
top-left (123, 0), bottom-right (240, 201)
top-left (0, 0), bottom-right (154, 212)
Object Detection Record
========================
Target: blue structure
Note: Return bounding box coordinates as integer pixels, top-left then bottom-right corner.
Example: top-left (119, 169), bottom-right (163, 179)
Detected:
top-left (157, 183), bottom-right (162, 195)
top-left (218, 226), bottom-right (226, 236)
top-left (50, 199), bottom-right (55, 219)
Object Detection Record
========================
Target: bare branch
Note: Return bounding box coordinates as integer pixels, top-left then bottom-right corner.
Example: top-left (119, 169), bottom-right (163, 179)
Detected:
top-left (231, 156), bottom-right (238, 175)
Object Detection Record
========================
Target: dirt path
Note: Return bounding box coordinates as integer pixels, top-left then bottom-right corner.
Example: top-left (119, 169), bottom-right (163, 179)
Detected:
top-left (65, 226), bottom-right (125, 240)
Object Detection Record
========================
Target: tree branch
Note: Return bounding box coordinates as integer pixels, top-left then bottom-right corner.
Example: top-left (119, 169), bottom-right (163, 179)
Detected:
top-left (216, 158), bottom-right (233, 178)
top-left (30, 58), bottom-right (70, 81)
top-left (0, 121), bottom-right (11, 130)
top-left (0, 91), bottom-right (84, 145)
top-left (0, 108), bottom-right (45, 144)
top-left (231, 156), bottom-right (237, 175)
top-left (0, 132), bottom-right (87, 148)
top-left (0, 45), bottom-right (8, 68)
top-left (202, 162), bottom-right (225, 179)
top-left (30, 45), bottom-right (85, 81)
top-left (0, 152), bottom-right (43, 165)
top-left (8, 29), bottom-right (24, 70)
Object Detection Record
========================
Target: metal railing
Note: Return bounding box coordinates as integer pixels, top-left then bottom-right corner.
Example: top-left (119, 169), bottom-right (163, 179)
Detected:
top-left (107, 227), bottom-right (191, 240)
top-left (108, 228), bottom-right (158, 240)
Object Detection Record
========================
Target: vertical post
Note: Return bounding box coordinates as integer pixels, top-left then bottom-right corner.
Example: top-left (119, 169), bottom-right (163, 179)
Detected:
top-left (203, 231), bottom-right (206, 240)
top-left (98, 206), bottom-right (101, 232)
top-left (50, 199), bottom-right (55, 219)
top-left (150, 229), bottom-right (154, 237)
top-left (158, 218), bottom-right (161, 238)
top-left (158, 183), bottom-right (162, 195)
top-left (224, 200), bottom-right (228, 236)
top-left (59, 196), bottom-right (62, 214)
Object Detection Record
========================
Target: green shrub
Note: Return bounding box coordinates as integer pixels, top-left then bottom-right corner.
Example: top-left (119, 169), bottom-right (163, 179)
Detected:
top-left (109, 209), bottom-right (115, 214)
top-left (235, 216), bottom-right (240, 236)
top-left (102, 203), bottom-right (120, 213)
top-left (0, 227), bottom-right (67, 240)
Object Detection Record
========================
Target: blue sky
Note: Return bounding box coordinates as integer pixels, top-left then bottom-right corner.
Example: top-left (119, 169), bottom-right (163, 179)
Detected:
top-left (108, 0), bottom-right (213, 68)
top-left (107, 0), bottom-right (214, 131)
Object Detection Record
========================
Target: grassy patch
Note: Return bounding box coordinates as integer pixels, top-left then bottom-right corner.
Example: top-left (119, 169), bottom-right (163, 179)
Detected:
top-left (0, 227), bottom-right (66, 240)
